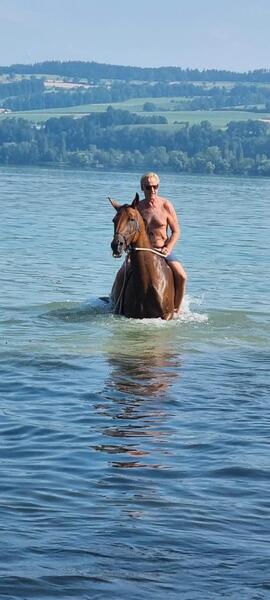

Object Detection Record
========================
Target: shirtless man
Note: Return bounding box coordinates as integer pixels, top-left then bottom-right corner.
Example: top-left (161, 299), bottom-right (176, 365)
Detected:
top-left (138, 172), bottom-right (186, 313)
top-left (111, 172), bottom-right (186, 313)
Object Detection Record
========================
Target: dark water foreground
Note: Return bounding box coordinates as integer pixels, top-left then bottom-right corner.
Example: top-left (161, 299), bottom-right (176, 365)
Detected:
top-left (0, 168), bottom-right (269, 599)
top-left (1, 303), bottom-right (270, 600)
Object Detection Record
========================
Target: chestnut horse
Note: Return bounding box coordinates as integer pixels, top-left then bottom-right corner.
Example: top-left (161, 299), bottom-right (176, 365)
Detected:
top-left (110, 194), bottom-right (175, 320)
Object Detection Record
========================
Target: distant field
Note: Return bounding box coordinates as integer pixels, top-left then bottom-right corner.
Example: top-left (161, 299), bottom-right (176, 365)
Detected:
top-left (0, 95), bottom-right (270, 129)
top-left (162, 109), bottom-right (270, 128)
top-left (113, 111), bottom-right (270, 129)
top-left (0, 73), bottom-right (64, 83)
top-left (1, 73), bottom-right (270, 90)
top-left (44, 80), bottom-right (91, 90)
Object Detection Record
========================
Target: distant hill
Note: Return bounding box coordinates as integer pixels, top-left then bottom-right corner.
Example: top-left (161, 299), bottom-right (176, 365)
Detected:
top-left (0, 60), bottom-right (270, 83)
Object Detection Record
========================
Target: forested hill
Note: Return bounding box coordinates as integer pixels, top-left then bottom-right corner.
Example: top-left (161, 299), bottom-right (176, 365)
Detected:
top-left (0, 60), bottom-right (270, 83)
top-left (1, 109), bottom-right (270, 176)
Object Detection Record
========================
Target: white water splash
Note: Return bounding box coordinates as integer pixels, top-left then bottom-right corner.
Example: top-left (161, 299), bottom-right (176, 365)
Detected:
top-left (82, 294), bottom-right (208, 324)
top-left (174, 295), bottom-right (208, 323)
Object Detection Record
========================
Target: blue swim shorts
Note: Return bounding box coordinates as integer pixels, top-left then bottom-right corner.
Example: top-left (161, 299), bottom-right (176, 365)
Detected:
top-left (155, 248), bottom-right (179, 262)
top-left (165, 252), bottom-right (178, 262)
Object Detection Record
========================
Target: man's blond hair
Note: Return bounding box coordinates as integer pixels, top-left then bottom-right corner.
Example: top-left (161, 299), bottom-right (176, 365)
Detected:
top-left (140, 172), bottom-right (160, 189)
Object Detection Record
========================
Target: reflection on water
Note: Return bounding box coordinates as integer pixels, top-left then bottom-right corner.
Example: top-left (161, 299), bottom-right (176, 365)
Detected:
top-left (104, 320), bottom-right (183, 400)
top-left (106, 351), bottom-right (180, 398)
top-left (95, 325), bottom-right (182, 470)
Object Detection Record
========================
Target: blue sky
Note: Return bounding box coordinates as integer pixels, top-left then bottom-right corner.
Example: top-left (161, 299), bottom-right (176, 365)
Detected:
top-left (0, 0), bottom-right (269, 71)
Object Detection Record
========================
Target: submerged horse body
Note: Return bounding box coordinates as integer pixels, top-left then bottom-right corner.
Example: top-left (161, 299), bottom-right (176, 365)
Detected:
top-left (110, 194), bottom-right (175, 320)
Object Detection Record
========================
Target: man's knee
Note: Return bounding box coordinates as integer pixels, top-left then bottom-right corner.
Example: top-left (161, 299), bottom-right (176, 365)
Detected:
top-left (178, 265), bottom-right (187, 282)
top-left (170, 261), bottom-right (187, 282)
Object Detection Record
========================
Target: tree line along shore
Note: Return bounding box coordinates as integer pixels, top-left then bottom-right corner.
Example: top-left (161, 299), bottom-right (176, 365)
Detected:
top-left (0, 61), bottom-right (270, 175)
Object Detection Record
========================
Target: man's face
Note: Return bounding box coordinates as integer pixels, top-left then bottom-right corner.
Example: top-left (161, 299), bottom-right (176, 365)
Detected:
top-left (142, 177), bottom-right (159, 200)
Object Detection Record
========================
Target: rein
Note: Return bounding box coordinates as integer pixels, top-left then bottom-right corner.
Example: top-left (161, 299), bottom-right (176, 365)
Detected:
top-left (133, 247), bottom-right (166, 257)
top-left (113, 256), bottom-right (128, 315)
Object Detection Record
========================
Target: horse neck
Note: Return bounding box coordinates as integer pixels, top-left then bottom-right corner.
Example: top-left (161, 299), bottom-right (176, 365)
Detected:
top-left (132, 212), bottom-right (152, 249)
top-left (133, 227), bottom-right (151, 249)
top-left (130, 221), bottom-right (159, 285)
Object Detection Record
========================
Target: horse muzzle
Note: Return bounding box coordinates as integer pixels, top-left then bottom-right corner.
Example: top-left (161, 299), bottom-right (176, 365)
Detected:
top-left (111, 233), bottom-right (126, 258)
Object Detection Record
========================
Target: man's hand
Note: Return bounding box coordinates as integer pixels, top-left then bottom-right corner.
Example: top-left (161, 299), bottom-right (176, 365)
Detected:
top-left (161, 247), bottom-right (169, 256)
top-left (161, 245), bottom-right (172, 256)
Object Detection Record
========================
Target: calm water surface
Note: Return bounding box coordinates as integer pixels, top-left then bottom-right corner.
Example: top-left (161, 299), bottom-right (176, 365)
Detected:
top-left (0, 167), bottom-right (269, 599)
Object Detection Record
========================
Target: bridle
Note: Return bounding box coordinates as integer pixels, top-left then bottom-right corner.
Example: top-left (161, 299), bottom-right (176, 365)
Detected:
top-left (114, 211), bottom-right (141, 251)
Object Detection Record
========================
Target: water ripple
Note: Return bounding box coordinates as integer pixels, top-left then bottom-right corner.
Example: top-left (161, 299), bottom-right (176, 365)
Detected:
top-left (0, 169), bottom-right (270, 599)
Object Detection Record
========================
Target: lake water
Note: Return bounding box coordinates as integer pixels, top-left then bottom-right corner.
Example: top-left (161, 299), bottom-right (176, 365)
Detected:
top-left (0, 166), bottom-right (269, 599)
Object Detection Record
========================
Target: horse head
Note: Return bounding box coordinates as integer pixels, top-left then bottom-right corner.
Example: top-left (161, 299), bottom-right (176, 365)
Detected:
top-left (110, 193), bottom-right (142, 257)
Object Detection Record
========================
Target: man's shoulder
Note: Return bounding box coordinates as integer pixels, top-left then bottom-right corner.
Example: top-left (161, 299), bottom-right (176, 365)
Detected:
top-left (158, 196), bottom-right (174, 211)
top-left (138, 196), bottom-right (174, 213)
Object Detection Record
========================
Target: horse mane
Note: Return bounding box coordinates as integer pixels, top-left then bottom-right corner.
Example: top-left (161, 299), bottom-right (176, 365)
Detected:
top-left (135, 207), bottom-right (152, 242)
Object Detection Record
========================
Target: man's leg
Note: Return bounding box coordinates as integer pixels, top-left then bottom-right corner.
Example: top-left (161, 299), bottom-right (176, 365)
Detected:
top-left (168, 260), bottom-right (187, 312)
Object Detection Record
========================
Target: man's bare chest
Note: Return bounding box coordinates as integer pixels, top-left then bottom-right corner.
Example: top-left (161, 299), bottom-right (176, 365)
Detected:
top-left (139, 205), bottom-right (167, 230)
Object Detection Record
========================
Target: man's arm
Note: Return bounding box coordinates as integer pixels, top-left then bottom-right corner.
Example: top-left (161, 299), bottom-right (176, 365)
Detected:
top-left (162, 201), bottom-right (180, 255)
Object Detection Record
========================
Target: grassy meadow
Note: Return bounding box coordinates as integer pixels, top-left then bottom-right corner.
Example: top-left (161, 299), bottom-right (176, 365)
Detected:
top-left (1, 98), bottom-right (269, 129)
top-left (1, 75), bottom-right (270, 128)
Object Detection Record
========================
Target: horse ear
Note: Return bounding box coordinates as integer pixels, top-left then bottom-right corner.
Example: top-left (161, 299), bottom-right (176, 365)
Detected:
top-left (131, 193), bottom-right (140, 209)
top-left (108, 197), bottom-right (120, 211)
